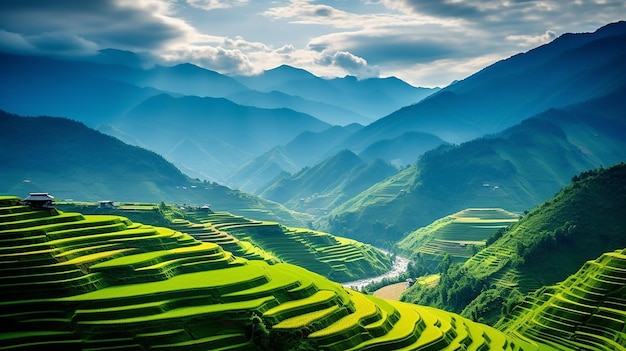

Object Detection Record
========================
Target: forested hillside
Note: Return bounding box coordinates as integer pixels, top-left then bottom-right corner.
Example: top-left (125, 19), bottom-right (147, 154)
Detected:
top-left (321, 86), bottom-right (626, 246)
top-left (401, 163), bottom-right (626, 326)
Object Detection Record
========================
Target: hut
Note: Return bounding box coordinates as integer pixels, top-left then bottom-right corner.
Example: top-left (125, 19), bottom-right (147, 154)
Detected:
top-left (21, 193), bottom-right (56, 209)
top-left (98, 200), bottom-right (115, 208)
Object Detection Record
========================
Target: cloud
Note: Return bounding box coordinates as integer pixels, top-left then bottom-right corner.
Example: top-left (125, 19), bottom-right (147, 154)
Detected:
top-left (507, 30), bottom-right (558, 47)
top-left (165, 45), bottom-right (257, 75)
top-left (0, 0), bottom-right (625, 87)
top-left (316, 51), bottom-right (380, 79)
top-left (308, 28), bottom-right (467, 65)
top-left (263, 0), bottom-right (356, 27)
top-left (0, 0), bottom-right (191, 55)
top-left (187, 0), bottom-right (249, 11)
top-left (385, 0), bottom-right (483, 19)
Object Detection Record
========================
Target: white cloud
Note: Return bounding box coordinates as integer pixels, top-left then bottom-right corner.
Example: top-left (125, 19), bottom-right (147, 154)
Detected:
top-left (316, 51), bottom-right (380, 79)
top-left (187, 0), bottom-right (249, 11)
top-left (164, 45), bottom-right (257, 74)
top-left (507, 30), bottom-right (558, 47)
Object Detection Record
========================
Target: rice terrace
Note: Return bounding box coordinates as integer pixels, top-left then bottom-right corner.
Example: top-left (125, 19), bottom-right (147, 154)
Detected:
top-left (2, 189), bottom-right (625, 350)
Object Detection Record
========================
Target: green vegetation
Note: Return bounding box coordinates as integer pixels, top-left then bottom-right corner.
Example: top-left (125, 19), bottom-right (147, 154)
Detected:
top-left (401, 163), bottom-right (626, 327)
top-left (500, 247), bottom-right (626, 350)
top-left (58, 201), bottom-right (392, 283)
top-left (259, 150), bottom-right (397, 216)
top-left (398, 208), bottom-right (519, 264)
top-left (0, 194), bottom-right (535, 350)
top-left (0, 110), bottom-right (312, 228)
top-left (320, 86), bottom-right (626, 246)
top-left (187, 211), bottom-right (392, 283)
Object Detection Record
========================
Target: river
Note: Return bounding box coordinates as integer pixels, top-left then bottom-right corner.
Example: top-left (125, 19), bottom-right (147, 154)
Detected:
top-left (342, 250), bottom-right (410, 291)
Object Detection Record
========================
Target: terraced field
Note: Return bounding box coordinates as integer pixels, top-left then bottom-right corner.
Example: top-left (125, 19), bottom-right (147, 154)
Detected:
top-left (190, 211), bottom-right (392, 283)
top-left (398, 208), bottom-right (519, 261)
top-left (58, 203), bottom-right (392, 283)
top-left (499, 248), bottom-right (626, 350)
top-left (0, 195), bottom-right (535, 350)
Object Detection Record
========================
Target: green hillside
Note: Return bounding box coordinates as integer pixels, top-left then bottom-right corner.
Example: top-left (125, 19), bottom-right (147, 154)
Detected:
top-left (499, 247), bottom-right (626, 350)
top-left (397, 208), bottom-right (520, 264)
top-left (401, 163), bottom-right (626, 326)
top-left (61, 201), bottom-right (394, 283)
top-left (0, 110), bottom-right (311, 228)
top-left (0, 195), bottom-right (533, 350)
top-left (259, 150), bottom-right (397, 216)
top-left (320, 86), bottom-right (626, 246)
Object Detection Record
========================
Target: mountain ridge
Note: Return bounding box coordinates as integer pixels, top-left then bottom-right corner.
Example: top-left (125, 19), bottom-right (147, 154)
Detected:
top-left (320, 84), bottom-right (626, 246)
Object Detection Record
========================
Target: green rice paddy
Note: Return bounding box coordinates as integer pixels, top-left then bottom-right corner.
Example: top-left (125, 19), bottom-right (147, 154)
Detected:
top-left (499, 248), bottom-right (626, 350)
top-left (1, 195), bottom-right (536, 350)
top-left (398, 208), bottom-right (519, 262)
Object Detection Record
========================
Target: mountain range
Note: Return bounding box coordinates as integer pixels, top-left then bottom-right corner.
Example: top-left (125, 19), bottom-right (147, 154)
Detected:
top-left (1, 21), bottom-right (626, 248)
top-left (0, 110), bottom-right (310, 227)
top-left (0, 50), bottom-right (436, 184)
top-left (320, 84), bottom-right (626, 245)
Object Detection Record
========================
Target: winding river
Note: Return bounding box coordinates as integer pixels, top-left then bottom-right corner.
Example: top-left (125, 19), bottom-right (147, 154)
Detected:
top-left (342, 250), bottom-right (410, 291)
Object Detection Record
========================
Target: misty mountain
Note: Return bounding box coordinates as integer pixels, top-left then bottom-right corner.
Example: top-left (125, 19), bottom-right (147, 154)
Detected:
top-left (0, 53), bottom-right (163, 126)
top-left (358, 131), bottom-right (447, 167)
top-left (107, 93), bottom-right (331, 181)
top-left (0, 110), bottom-right (310, 226)
top-left (234, 65), bottom-right (439, 121)
top-left (132, 63), bottom-right (249, 98)
top-left (226, 125), bottom-right (361, 192)
top-left (319, 85), bottom-right (626, 246)
top-left (338, 21), bottom-right (626, 152)
top-left (226, 89), bottom-right (372, 126)
top-left (258, 150), bottom-right (397, 216)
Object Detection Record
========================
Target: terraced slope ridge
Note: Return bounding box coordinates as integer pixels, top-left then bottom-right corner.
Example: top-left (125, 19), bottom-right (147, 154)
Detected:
top-left (500, 248), bottom-right (626, 350)
top-left (59, 202), bottom-right (392, 283)
top-left (398, 208), bottom-right (520, 263)
top-left (401, 163), bottom-right (626, 328)
top-left (190, 211), bottom-right (392, 283)
top-left (0, 195), bottom-right (530, 350)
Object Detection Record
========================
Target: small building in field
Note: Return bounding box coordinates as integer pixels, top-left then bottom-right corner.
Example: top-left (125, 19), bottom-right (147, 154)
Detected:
top-left (21, 192), bottom-right (56, 209)
top-left (199, 204), bottom-right (213, 213)
top-left (98, 200), bottom-right (115, 208)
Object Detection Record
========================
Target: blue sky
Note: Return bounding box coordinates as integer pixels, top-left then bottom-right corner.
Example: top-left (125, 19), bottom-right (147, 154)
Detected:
top-left (1, 0), bottom-right (625, 87)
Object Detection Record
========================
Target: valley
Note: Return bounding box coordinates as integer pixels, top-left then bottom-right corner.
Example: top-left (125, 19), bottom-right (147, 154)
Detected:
top-left (1, 16), bottom-right (626, 351)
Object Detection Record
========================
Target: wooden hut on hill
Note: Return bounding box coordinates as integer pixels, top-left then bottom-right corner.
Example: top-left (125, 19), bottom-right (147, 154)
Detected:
top-left (21, 192), bottom-right (55, 209)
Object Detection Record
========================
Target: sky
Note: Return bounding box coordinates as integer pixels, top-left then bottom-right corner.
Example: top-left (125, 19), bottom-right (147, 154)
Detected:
top-left (0, 1), bottom-right (625, 88)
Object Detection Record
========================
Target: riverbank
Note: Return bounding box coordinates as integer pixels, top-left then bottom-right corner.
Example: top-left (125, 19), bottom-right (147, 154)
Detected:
top-left (342, 251), bottom-right (409, 291)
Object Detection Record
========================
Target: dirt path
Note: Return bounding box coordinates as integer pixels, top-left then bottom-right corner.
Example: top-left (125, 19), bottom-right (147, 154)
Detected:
top-left (373, 282), bottom-right (407, 301)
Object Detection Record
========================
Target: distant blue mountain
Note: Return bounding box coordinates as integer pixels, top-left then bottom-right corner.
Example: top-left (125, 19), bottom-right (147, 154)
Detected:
top-left (339, 20), bottom-right (626, 151)
top-left (226, 90), bottom-right (372, 126)
top-left (234, 66), bottom-right (439, 121)
top-left (108, 94), bottom-right (331, 181)
top-left (227, 125), bottom-right (360, 192)
top-left (258, 150), bottom-right (398, 216)
top-left (321, 84), bottom-right (626, 245)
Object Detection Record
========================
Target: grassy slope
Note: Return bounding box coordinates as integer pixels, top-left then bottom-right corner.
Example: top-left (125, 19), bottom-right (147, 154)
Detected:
top-left (499, 247), bottom-right (626, 351)
top-left (397, 208), bottom-right (520, 263)
top-left (259, 150), bottom-right (397, 216)
top-left (402, 163), bottom-right (626, 327)
top-left (0, 195), bottom-right (532, 351)
top-left (57, 202), bottom-right (391, 283)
